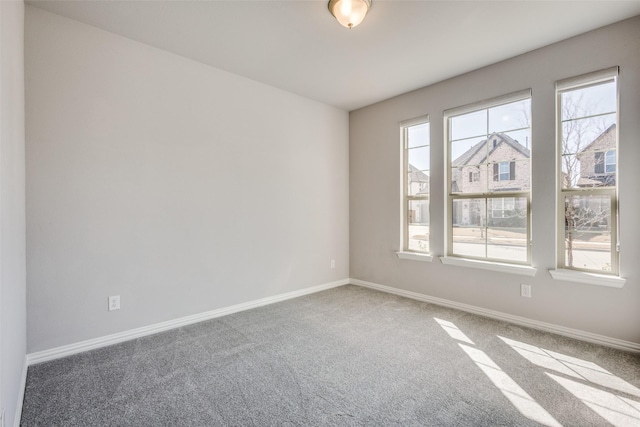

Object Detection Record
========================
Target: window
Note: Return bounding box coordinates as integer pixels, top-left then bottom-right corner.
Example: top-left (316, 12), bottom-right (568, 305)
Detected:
top-left (445, 90), bottom-right (531, 264)
top-left (492, 197), bottom-right (515, 218)
top-left (605, 149), bottom-right (616, 173)
top-left (494, 161), bottom-right (515, 181)
top-left (594, 151), bottom-right (605, 174)
top-left (401, 117), bottom-right (430, 254)
top-left (557, 67), bottom-right (619, 274)
top-left (595, 149), bottom-right (616, 174)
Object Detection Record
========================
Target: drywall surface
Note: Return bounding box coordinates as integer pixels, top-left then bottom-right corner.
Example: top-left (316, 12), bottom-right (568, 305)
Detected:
top-left (1, 1), bottom-right (27, 425)
top-left (25, 7), bottom-right (349, 353)
top-left (350, 16), bottom-right (640, 344)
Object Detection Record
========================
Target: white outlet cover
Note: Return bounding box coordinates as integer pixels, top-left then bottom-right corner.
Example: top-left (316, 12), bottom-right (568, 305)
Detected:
top-left (108, 295), bottom-right (121, 311)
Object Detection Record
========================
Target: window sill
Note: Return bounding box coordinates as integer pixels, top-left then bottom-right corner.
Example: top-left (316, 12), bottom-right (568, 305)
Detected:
top-left (396, 252), bottom-right (433, 262)
top-left (440, 256), bottom-right (537, 276)
top-left (549, 269), bottom-right (626, 288)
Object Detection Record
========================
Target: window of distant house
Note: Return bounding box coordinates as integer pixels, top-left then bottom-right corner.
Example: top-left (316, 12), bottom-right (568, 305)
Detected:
top-left (401, 117), bottom-right (430, 254)
top-left (557, 67), bottom-right (619, 275)
top-left (605, 149), bottom-right (616, 173)
top-left (492, 197), bottom-right (515, 219)
top-left (497, 161), bottom-right (514, 181)
top-left (445, 90), bottom-right (532, 264)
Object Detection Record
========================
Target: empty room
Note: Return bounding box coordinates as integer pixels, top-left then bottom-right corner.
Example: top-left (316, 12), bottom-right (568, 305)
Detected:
top-left (1, 0), bottom-right (640, 426)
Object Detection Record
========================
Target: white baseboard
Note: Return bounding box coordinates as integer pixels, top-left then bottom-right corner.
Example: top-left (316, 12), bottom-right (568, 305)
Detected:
top-left (27, 279), bottom-right (349, 365)
top-left (14, 356), bottom-right (27, 427)
top-left (350, 278), bottom-right (640, 353)
top-left (26, 276), bottom-right (639, 367)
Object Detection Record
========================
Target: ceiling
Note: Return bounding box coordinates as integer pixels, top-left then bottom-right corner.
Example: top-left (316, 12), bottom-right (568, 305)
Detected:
top-left (26, 0), bottom-right (640, 111)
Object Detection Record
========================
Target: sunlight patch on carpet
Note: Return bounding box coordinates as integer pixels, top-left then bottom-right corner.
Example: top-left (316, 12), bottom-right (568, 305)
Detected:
top-left (459, 344), bottom-right (562, 427)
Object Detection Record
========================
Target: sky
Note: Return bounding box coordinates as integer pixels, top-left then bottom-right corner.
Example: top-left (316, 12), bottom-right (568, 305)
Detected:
top-left (406, 82), bottom-right (616, 184)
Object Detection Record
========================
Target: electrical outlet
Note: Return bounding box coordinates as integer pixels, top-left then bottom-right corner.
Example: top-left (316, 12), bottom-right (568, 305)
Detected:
top-left (330, 259), bottom-right (336, 269)
top-left (520, 284), bottom-right (531, 298)
top-left (108, 295), bottom-right (120, 311)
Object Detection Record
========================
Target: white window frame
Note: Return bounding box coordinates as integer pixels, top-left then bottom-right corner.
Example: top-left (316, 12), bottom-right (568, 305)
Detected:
top-left (443, 89), bottom-right (533, 268)
top-left (397, 116), bottom-right (432, 262)
top-left (555, 66), bottom-right (620, 278)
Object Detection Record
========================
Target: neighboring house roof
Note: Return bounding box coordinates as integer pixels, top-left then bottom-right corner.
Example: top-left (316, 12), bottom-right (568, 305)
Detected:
top-left (579, 124), bottom-right (616, 153)
top-left (408, 164), bottom-right (429, 182)
top-left (452, 132), bottom-right (530, 167)
top-left (408, 164), bottom-right (429, 196)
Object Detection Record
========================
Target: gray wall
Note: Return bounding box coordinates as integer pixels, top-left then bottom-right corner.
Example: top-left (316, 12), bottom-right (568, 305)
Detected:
top-left (25, 7), bottom-right (349, 353)
top-left (350, 16), bottom-right (640, 344)
top-left (1, 1), bottom-right (26, 425)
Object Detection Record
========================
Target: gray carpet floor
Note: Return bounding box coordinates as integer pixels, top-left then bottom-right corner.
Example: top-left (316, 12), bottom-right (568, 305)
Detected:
top-left (21, 285), bottom-right (640, 426)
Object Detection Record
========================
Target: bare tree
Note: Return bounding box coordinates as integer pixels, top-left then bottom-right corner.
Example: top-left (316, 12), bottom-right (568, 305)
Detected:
top-left (564, 195), bottom-right (610, 268)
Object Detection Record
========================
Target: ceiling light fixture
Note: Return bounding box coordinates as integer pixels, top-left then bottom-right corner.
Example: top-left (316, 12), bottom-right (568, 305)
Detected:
top-left (328, 0), bottom-right (371, 29)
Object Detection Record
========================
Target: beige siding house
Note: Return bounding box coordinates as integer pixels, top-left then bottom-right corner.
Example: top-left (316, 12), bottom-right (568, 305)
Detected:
top-left (451, 133), bottom-right (530, 226)
top-left (576, 124), bottom-right (616, 187)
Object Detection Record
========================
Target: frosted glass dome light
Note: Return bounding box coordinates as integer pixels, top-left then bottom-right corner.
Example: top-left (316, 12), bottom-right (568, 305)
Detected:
top-left (328, 0), bottom-right (372, 29)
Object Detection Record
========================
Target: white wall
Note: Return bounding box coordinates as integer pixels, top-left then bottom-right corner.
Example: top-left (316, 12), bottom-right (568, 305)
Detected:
top-left (25, 7), bottom-right (349, 353)
top-left (350, 16), bottom-right (640, 344)
top-left (0, 1), bottom-right (26, 425)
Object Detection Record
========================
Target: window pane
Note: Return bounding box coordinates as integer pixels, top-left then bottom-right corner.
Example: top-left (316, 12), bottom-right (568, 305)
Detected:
top-left (561, 81), bottom-right (616, 121)
top-left (562, 155), bottom-right (616, 189)
top-left (486, 132), bottom-right (530, 163)
top-left (408, 170), bottom-right (429, 196)
top-left (452, 164), bottom-right (489, 195)
top-left (501, 128), bottom-right (531, 152)
top-left (487, 197), bottom-right (527, 263)
top-left (488, 99), bottom-right (531, 133)
top-left (451, 167), bottom-right (463, 194)
top-left (562, 121), bottom-right (616, 189)
top-left (451, 198), bottom-right (486, 258)
top-left (407, 122), bottom-right (430, 148)
top-left (407, 199), bottom-right (429, 252)
top-left (560, 154), bottom-right (578, 189)
top-left (450, 136), bottom-right (486, 166)
top-left (450, 110), bottom-right (487, 141)
top-left (563, 194), bottom-right (612, 272)
top-left (561, 115), bottom-right (616, 156)
top-left (408, 146), bottom-right (430, 172)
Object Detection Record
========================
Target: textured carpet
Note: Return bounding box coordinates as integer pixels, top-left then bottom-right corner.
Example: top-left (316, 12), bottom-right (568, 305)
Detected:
top-left (21, 285), bottom-right (640, 426)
